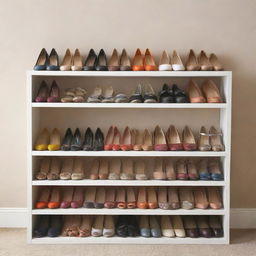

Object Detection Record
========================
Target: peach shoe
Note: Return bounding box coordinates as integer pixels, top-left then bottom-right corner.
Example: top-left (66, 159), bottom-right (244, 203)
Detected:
top-left (188, 80), bottom-right (206, 103)
top-left (132, 49), bottom-right (144, 71)
top-left (120, 126), bottom-right (133, 151)
top-left (144, 49), bottom-right (157, 71)
top-left (137, 187), bottom-right (148, 209)
top-left (104, 126), bottom-right (114, 150)
top-left (112, 127), bottom-right (121, 151)
top-left (147, 187), bottom-right (158, 209)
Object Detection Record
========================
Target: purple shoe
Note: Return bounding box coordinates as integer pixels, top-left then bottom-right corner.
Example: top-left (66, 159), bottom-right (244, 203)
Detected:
top-left (35, 81), bottom-right (48, 102)
top-left (47, 80), bottom-right (60, 102)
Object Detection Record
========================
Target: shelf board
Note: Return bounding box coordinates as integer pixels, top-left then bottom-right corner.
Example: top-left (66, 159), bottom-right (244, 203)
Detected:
top-left (31, 102), bottom-right (227, 109)
top-left (28, 70), bottom-right (232, 77)
top-left (31, 236), bottom-right (228, 244)
top-left (31, 151), bottom-right (227, 157)
top-left (32, 208), bottom-right (225, 215)
top-left (32, 180), bottom-right (225, 186)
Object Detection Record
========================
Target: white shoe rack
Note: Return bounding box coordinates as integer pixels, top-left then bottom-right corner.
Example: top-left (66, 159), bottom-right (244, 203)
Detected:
top-left (27, 71), bottom-right (232, 244)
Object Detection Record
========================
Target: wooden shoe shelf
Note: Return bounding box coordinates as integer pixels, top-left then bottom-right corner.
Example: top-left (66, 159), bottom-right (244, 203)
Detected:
top-left (27, 70), bottom-right (232, 244)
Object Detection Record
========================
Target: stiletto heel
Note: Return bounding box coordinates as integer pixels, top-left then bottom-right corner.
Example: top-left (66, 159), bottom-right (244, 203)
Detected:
top-left (158, 187), bottom-right (169, 209)
top-left (147, 187), bottom-right (158, 209)
top-left (79, 215), bottom-right (93, 237)
top-left (182, 126), bottom-right (197, 151)
top-left (71, 158), bottom-right (85, 180)
top-left (71, 187), bottom-right (84, 208)
top-left (108, 158), bottom-right (121, 180)
top-left (98, 159), bottom-right (109, 180)
top-left (36, 158), bottom-right (50, 180)
top-left (120, 159), bottom-right (134, 180)
top-left (35, 81), bottom-right (48, 102)
top-left (116, 187), bottom-right (126, 209)
top-left (47, 158), bottom-right (61, 180)
top-left (121, 126), bottom-right (133, 151)
top-left (154, 125), bottom-right (168, 151)
top-left (135, 160), bottom-right (147, 180)
top-left (194, 187), bottom-right (209, 209)
top-left (94, 187), bottom-right (106, 208)
top-left (103, 215), bottom-right (115, 237)
top-left (89, 159), bottom-right (99, 180)
top-left (48, 128), bottom-right (61, 151)
top-left (36, 187), bottom-right (51, 209)
top-left (142, 129), bottom-right (153, 151)
top-left (60, 187), bottom-right (74, 208)
top-left (83, 187), bottom-right (97, 208)
top-left (35, 128), bottom-right (50, 151)
top-left (126, 187), bottom-right (136, 209)
top-left (104, 187), bottom-right (116, 208)
top-left (91, 215), bottom-right (104, 237)
top-left (137, 187), bottom-right (148, 209)
top-left (153, 159), bottom-right (166, 180)
top-left (48, 187), bottom-right (61, 208)
top-left (168, 187), bottom-right (180, 209)
top-left (60, 158), bottom-right (74, 180)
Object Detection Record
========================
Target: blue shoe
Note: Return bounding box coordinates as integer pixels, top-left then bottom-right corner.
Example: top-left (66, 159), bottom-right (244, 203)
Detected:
top-left (198, 159), bottom-right (210, 180)
top-left (199, 172), bottom-right (211, 180)
top-left (46, 48), bottom-right (59, 71)
top-left (139, 216), bottom-right (151, 237)
top-left (33, 215), bottom-right (50, 238)
top-left (47, 215), bottom-right (62, 237)
top-left (211, 173), bottom-right (224, 181)
top-left (150, 216), bottom-right (161, 238)
top-left (34, 48), bottom-right (48, 70)
top-left (209, 160), bottom-right (223, 180)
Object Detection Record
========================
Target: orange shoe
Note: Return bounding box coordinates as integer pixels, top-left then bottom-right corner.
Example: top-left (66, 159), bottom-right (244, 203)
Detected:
top-left (132, 49), bottom-right (144, 71)
top-left (144, 49), bottom-right (157, 71)
top-left (48, 187), bottom-right (61, 209)
top-left (35, 187), bottom-right (51, 209)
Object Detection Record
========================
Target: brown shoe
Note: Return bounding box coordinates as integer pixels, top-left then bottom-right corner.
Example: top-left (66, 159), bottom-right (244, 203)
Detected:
top-left (186, 49), bottom-right (200, 71)
top-left (188, 80), bottom-right (206, 103)
top-left (198, 50), bottom-right (213, 71)
top-left (209, 53), bottom-right (224, 71)
top-left (194, 187), bottom-right (209, 209)
top-left (202, 80), bottom-right (222, 103)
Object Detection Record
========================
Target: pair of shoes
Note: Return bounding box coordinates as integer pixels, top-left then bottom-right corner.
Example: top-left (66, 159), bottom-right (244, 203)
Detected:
top-left (158, 50), bottom-right (185, 71)
top-left (137, 187), bottom-right (158, 209)
top-left (108, 49), bottom-right (131, 71)
top-left (139, 216), bottom-right (161, 237)
top-left (186, 50), bottom-right (223, 71)
top-left (60, 49), bottom-right (83, 71)
top-left (129, 83), bottom-right (157, 103)
top-left (91, 215), bottom-right (115, 237)
top-left (33, 215), bottom-right (62, 237)
top-left (34, 48), bottom-right (59, 71)
top-left (62, 215), bottom-right (94, 237)
top-left (199, 126), bottom-right (225, 151)
top-left (59, 158), bottom-right (85, 180)
top-left (87, 86), bottom-right (114, 103)
top-left (116, 216), bottom-right (139, 237)
top-left (61, 128), bottom-right (104, 151)
top-left (35, 128), bottom-right (61, 151)
top-left (188, 80), bottom-right (222, 103)
top-left (132, 48), bottom-right (157, 71)
top-left (83, 187), bottom-right (106, 208)
top-left (61, 87), bottom-right (87, 103)
top-left (153, 159), bottom-right (176, 180)
top-left (84, 49), bottom-right (108, 71)
top-left (35, 187), bottom-right (60, 209)
top-left (175, 159), bottom-right (199, 180)
top-left (159, 84), bottom-right (188, 103)
top-left (34, 81), bottom-right (60, 102)
top-left (36, 158), bottom-right (61, 180)
top-left (60, 187), bottom-right (84, 208)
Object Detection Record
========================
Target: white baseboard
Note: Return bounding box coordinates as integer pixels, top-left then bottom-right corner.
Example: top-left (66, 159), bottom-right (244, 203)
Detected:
top-left (0, 208), bottom-right (255, 228)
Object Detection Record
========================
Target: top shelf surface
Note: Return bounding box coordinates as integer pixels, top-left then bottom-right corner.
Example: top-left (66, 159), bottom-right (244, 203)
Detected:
top-left (28, 71), bottom-right (232, 78)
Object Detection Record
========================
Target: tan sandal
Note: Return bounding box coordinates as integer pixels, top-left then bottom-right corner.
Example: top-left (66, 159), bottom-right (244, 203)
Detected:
top-left (60, 158), bottom-right (73, 180)
top-left (36, 158), bottom-right (50, 180)
top-left (120, 159), bottom-right (134, 180)
top-left (108, 158), bottom-right (121, 180)
top-left (47, 158), bottom-right (61, 180)
top-left (71, 158), bottom-right (84, 180)
top-left (62, 215), bottom-right (81, 237)
top-left (135, 159), bottom-right (147, 180)
top-left (79, 215), bottom-right (93, 237)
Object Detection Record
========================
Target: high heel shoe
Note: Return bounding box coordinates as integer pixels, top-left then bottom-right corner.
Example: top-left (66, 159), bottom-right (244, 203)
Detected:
top-left (47, 158), bottom-right (61, 180)
top-left (48, 128), bottom-right (61, 151)
top-left (139, 216), bottom-right (150, 237)
top-left (71, 128), bottom-right (82, 151)
top-left (135, 159), bottom-right (147, 180)
top-left (144, 83), bottom-right (158, 103)
top-left (83, 187), bottom-right (96, 208)
top-left (60, 187), bottom-right (74, 208)
top-left (84, 49), bottom-right (97, 71)
top-left (35, 128), bottom-right (50, 151)
top-left (144, 49), bottom-right (157, 71)
top-left (168, 187), bottom-right (180, 209)
top-left (209, 159), bottom-right (223, 180)
top-left (127, 216), bottom-right (139, 237)
top-left (62, 215), bottom-right (81, 237)
top-left (60, 49), bottom-right (72, 71)
top-left (165, 160), bottom-right (176, 180)
top-left (94, 187), bottom-right (106, 209)
top-left (79, 216), bottom-right (93, 237)
top-left (71, 49), bottom-right (83, 71)
top-left (61, 128), bottom-right (73, 151)
top-left (198, 159), bottom-right (211, 180)
top-left (47, 48), bottom-right (59, 71)
top-left (71, 158), bottom-right (84, 180)
top-left (196, 216), bottom-right (212, 238)
top-left (127, 187), bottom-right (136, 209)
top-left (149, 216), bottom-right (161, 237)
top-left (154, 125), bottom-right (168, 151)
top-left (47, 215), bottom-right (63, 237)
top-left (207, 187), bottom-right (222, 209)
top-left (98, 159), bottom-right (109, 179)
top-left (91, 215), bottom-right (104, 237)
top-left (194, 187), bottom-right (209, 209)
top-left (133, 129), bottom-right (143, 151)
top-left (179, 187), bottom-right (194, 210)
top-left (35, 81), bottom-right (48, 102)
top-left (183, 216), bottom-right (199, 238)
top-left (102, 86), bottom-right (114, 103)
top-left (112, 127), bottom-right (121, 151)
top-left (182, 126), bottom-right (197, 151)
top-left (159, 84), bottom-right (175, 103)
top-left (198, 50), bottom-right (213, 71)
top-left (103, 215), bottom-right (115, 237)
top-left (36, 158), bottom-right (50, 180)
top-left (185, 49), bottom-right (200, 71)
top-left (83, 127), bottom-right (93, 151)
top-left (60, 158), bottom-right (74, 180)
top-left (33, 215), bottom-right (50, 237)
top-left (104, 126), bottom-right (115, 150)
top-left (166, 125), bottom-right (183, 151)
top-left (209, 126), bottom-right (225, 151)
top-left (161, 216), bottom-right (175, 237)
top-left (94, 128), bottom-right (104, 151)
top-left (172, 216), bottom-right (186, 237)
top-left (129, 84), bottom-right (143, 103)
top-left (209, 53), bottom-right (224, 71)
top-left (132, 49), bottom-right (144, 71)
top-left (34, 48), bottom-right (48, 70)
top-left (95, 49), bottom-right (108, 71)
top-left (104, 187), bottom-right (116, 208)
top-left (48, 187), bottom-right (61, 208)
top-left (120, 49), bottom-right (131, 71)
top-left (89, 159), bottom-right (99, 180)
top-left (116, 187), bottom-right (126, 208)
top-left (187, 160), bottom-right (199, 180)
top-left (202, 80), bottom-right (222, 103)
top-left (137, 187), bottom-right (148, 209)
top-left (35, 187), bottom-right (50, 209)
top-left (176, 159), bottom-right (188, 180)
top-left (147, 187), bottom-right (158, 209)
top-left (108, 49), bottom-right (120, 71)
top-left (153, 159), bottom-right (166, 180)
top-left (199, 126), bottom-right (211, 151)
top-left (47, 80), bottom-right (60, 102)
top-left (158, 187), bottom-right (169, 209)
top-left (171, 50), bottom-right (185, 71)
top-left (188, 80), bottom-right (206, 103)
top-left (159, 50), bottom-right (172, 71)
top-left (71, 187), bottom-right (84, 208)
top-left (121, 126), bottom-right (133, 151)
top-left (108, 158), bottom-right (121, 180)
top-left (209, 216), bottom-right (223, 237)
top-left (142, 129), bottom-right (153, 151)
top-left (172, 84), bottom-right (188, 103)
top-left (120, 159), bottom-right (134, 180)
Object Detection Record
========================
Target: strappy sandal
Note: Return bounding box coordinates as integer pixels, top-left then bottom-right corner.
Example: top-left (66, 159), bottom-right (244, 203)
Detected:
top-left (129, 84), bottom-right (143, 103)
top-left (102, 86), bottom-right (115, 103)
top-left (62, 215), bottom-right (81, 237)
top-left (115, 93), bottom-right (128, 103)
top-left (120, 159), bottom-right (134, 180)
top-left (108, 158), bottom-right (121, 180)
top-left (87, 87), bottom-right (103, 103)
top-left (61, 88), bottom-right (75, 103)
top-left (79, 216), bottom-right (93, 237)
top-left (47, 158), bottom-right (61, 180)
top-left (36, 158), bottom-right (50, 180)
top-left (144, 83), bottom-right (158, 103)
top-left (73, 87), bottom-right (86, 103)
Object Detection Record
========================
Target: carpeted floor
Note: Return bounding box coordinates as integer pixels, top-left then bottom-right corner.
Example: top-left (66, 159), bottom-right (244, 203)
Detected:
top-left (0, 229), bottom-right (256, 256)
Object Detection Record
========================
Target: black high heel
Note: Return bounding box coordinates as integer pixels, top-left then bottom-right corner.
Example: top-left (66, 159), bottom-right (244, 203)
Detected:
top-left (83, 128), bottom-right (93, 151)
top-left (61, 128), bottom-right (73, 151)
top-left (71, 128), bottom-right (82, 151)
top-left (34, 48), bottom-right (48, 70)
top-left (84, 49), bottom-right (97, 71)
top-left (94, 128), bottom-right (104, 151)
top-left (95, 49), bottom-right (108, 71)
top-left (33, 215), bottom-right (50, 237)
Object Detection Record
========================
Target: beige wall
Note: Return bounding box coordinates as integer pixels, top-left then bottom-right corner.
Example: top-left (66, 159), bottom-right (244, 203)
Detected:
top-left (0, 0), bottom-right (255, 208)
